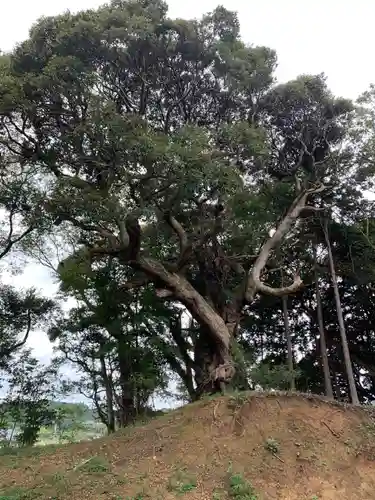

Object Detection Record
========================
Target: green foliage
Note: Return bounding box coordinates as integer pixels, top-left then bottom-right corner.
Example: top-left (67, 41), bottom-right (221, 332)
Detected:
top-left (264, 438), bottom-right (280, 455)
top-left (0, 351), bottom-right (60, 448)
top-left (250, 363), bottom-right (301, 391)
top-left (76, 455), bottom-right (111, 474)
top-left (49, 258), bottom-right (171, 428)
top-left (0, 286), bottom-right (56, 369)
top-left (227, 472), bottom-right (258, 499)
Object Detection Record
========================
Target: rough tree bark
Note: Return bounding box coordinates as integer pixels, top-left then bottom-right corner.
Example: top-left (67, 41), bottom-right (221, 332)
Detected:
top-left (323, 222), bottom-right (359, 405)
top-left (313, 245), bottom-right (334, 400)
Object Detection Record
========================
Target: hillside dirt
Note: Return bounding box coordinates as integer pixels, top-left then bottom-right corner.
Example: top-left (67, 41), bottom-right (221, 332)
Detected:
top-left (1, 392), bottom-right (375, 499)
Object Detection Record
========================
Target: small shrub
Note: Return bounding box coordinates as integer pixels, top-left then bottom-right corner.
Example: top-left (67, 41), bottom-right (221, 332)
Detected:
top-left (264, 438), bottom-right (280, 454)
top-left (227, 393), bottom-right (248, 411)
top-left (228, 472), bottom-right (258, 499)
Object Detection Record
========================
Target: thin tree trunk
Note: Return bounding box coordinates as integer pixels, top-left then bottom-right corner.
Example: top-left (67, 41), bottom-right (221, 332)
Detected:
top-left (99, 355), bottom-right (116, 433)
top-left (168, 314), bottom-right (198, 400)
top-left (282, 295), bottom-right (295, 391)
top-left (313, 246), bottom-right (334, 400)
top-left (323, 223), bottom-right (359, 405)
top-left (117, 339), bottom-right (136, 426)
top-left (8, 420), bottom-right (17, 446)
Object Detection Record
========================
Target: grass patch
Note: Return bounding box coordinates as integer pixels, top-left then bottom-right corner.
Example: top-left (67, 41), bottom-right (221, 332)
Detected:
top-left (74, 455), bottom-right (110, 474)
top-left (167, 468), bottom-right (197, 495)
top-left (353, 421), bottom-right (375, 460)
top-left (0, 443), bottom-right (61, 460)
top-left (227, 472), bottom-right (259, 500)
top-left (43, 471), bottom-right (72, 494)
top-left (0, 486), bottom-right (39, 499)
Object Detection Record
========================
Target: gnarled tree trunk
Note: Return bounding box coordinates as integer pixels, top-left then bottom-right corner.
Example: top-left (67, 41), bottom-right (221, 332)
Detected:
top-left (81, 185), bottom-right (327, 399)
top-left (151, 186), bottom-right (327, 397)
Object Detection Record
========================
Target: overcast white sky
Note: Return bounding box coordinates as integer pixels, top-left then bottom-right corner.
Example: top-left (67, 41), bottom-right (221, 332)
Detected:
top-left (1, 0), bottom-right (375, 364)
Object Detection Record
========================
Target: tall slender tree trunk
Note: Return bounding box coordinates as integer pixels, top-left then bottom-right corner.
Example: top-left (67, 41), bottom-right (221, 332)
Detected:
top-left (313, 246), bottom-right (334, 400)
top-left (323, 223), bottom-right (359, 405)
top-left (282, 295), bottom-right (295, 391)
top-left (280, 270), bottom-right (295, 391)
top-left (99, 354), bottom-right (116, 433)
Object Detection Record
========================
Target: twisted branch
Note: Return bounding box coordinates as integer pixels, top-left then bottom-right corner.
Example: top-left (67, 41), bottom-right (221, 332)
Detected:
top-left (246, 183), bottom-right (326, 301)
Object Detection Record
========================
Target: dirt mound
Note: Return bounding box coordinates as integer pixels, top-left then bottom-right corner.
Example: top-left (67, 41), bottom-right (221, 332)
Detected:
top-left (1, 392), bottom-right (375, 499)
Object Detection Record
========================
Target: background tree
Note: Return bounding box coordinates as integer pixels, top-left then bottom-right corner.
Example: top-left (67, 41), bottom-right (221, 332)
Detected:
top-left (0, 350), bottom-right (60, 447)
top-left (49, 257), bottom-right (172, 428)
top-left (0, 286), bottom-right (56, 368)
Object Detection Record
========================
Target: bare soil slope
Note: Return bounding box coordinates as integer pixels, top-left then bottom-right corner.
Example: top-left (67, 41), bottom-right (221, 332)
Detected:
top-left (1, 392), bottom-right (375, 499)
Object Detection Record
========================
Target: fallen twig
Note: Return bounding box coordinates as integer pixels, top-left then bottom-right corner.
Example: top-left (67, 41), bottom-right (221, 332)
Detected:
top-left (73, 456), bottom-right (95, 471)
top-left (321, 420), bottom-right (340, 438)
top-left (273, 453), bottom-right (285, 463)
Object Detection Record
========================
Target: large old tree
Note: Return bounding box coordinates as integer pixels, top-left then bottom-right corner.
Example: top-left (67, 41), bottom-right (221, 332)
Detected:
top-left (0, 0), bottom-right (353, 394)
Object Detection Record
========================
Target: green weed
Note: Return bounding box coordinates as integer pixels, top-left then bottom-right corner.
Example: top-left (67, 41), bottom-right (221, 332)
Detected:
top-left (228, 472), bottom-right (259, 499)
top-left (167, 469), bottom-right (197, 495)
top-left (264, 438), bottom-right (280, 454)
top-left (75, 455), bottom-right (110, 473)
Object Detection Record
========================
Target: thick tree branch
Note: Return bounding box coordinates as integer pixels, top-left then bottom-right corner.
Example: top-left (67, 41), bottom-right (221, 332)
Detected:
top-left (164, 212), bottom-right (189, 260)
top-left (138, 256), bottom-right (231, 351)
top-left (246, 184), bottom-right (326, 301)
